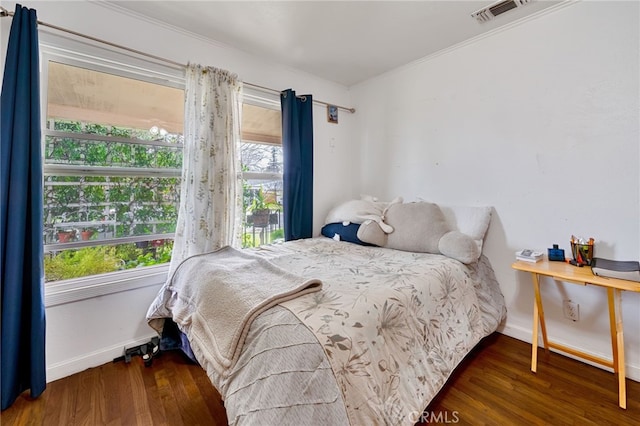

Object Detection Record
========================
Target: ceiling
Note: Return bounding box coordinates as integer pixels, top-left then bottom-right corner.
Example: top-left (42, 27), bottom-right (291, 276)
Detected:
top-left (105, 1), bottom-right (561, 87)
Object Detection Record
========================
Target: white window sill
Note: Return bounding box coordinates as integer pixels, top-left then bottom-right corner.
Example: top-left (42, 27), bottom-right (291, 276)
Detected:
top-left (44, 264), bottom-right (169, 307)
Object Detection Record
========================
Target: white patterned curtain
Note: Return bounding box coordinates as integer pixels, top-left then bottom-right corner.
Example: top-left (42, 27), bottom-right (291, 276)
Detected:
top-left (169, 64), bottom-right (243, 274)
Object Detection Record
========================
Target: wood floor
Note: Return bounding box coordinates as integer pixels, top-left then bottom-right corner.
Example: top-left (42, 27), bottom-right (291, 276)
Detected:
top-left (2, 333), bottom-right (638, 425)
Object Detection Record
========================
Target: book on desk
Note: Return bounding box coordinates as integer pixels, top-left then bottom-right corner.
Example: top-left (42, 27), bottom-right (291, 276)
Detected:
top-left (515, 249), bottom-right (544, 263)
top-left (591, 257), bottom-right (640, 282)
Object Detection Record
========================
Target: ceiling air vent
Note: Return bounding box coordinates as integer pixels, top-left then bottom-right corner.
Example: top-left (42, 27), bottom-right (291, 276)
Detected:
top-left (471, 0), bottom-right (531, 23)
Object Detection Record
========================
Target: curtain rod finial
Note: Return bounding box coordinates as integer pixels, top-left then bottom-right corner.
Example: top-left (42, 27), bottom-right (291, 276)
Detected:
top-left (1, 7), bottom-right (10, 17)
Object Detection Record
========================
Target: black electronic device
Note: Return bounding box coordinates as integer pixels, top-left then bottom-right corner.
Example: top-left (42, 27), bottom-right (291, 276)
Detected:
top-left (113, 336), bottom-right (160, 367)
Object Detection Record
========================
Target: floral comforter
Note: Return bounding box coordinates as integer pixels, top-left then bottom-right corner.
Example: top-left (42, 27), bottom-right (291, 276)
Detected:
top-left (167, 238), bottom-right (506, 425)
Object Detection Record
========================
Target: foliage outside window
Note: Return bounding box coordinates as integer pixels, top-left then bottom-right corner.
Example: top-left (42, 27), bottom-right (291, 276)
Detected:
top-left (43, 120), bottom-right (183, 282)
top-left (43, 61), bottom-right (184, 283)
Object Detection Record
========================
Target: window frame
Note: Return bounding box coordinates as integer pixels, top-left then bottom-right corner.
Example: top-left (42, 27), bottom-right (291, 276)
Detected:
top-left (39, 34), bottom-right (185, 306)
top-left (39, 34), bottom-right (284, 304)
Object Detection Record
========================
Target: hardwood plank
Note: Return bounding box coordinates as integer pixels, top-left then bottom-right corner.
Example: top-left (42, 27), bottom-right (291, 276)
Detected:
top-left (41, 375), bottom-right (65, 425)
top-left (1, 392), bottom-right (46, 426)
top-left (100, 361), bottom-right (124, 426)
top-left (139, 360), bottom-right (168, 426)
top-left (55, 369), bottom-right (80, 425)
top-left (171, 359), bottom-right (217, 425)
top-left (75, 364), bottom-right (104, 425)
top-left (188, 362), bottom-right (228, 422)
top-left (127, 360), bottom-right (154, 425)
top-left (431, 386), bottom-right (503, 425)
top-left (2, 335), bottom-right (639, 425)
top-left (154, 361), bottom-right (185, 426)
top-left (116, 360), bottom-right (137, 426)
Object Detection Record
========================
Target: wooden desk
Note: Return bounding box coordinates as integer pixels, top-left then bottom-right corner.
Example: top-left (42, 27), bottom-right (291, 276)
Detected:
top-left (512, 259), bottom-right (640, 409)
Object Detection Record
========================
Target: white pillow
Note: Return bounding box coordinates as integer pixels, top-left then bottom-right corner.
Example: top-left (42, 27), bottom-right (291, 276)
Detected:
top-left (438, 205), bottom-right (492, 254)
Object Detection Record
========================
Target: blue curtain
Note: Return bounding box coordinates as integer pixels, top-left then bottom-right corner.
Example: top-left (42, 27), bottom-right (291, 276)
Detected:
top-left (280, 89), bottom-right (313, 241)
top-left (1, 4), bottom-right (46, 410)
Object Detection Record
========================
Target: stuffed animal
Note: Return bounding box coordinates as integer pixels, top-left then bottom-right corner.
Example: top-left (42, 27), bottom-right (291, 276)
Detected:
top-left (356, 201), bottom-right (480, 264)
top-left (324, 195), bottom-right (403, 234)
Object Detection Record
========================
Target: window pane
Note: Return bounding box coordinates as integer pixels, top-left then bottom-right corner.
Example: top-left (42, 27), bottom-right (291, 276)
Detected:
top-left (242, 103), bottom-right (281, 145)
top-left (241, 143), bottom-right (282, 173)
top-left (44, 62), bottom-right (184, 282)
top-left (44, 130), bottom-right (182, 169)
top-left (44, 240), bottom-right (174, 282)
top-left (240, 101), bottom-right (284, 249)
top-left (47, 62), bottom-right (183, 133)
top-left (242, 178), bottom-right (283, 248)
top-left (43, 174), bottom-right (180, 244)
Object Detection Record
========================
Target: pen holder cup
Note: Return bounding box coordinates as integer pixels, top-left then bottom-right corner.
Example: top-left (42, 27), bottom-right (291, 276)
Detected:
top-left (571, 242), bottom-right (593, 266)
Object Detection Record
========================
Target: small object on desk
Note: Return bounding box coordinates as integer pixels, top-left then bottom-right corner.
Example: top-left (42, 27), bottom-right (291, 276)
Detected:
top-left (592, 257), bottom-right (640, 282)
top-left (548, 244), bottom-right (565, 262)
top-left (570, 235), bottom-right (595, 266)
top-left (516, 249), bottom-right (543, 263)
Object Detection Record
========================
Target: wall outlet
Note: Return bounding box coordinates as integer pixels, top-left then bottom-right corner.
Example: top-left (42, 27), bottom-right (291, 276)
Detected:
top-left (563, 300), bottom-right (580, 322)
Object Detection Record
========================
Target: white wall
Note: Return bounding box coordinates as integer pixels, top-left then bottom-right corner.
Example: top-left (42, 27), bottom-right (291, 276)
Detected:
top-left (350, 1), bottom-right (640, 380)
top-left (1, 0), bottom-right (356, 381)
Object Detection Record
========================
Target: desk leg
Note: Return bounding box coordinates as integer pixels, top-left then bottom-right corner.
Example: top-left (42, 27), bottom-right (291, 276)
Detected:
top-left (532, 296), bottom-right (539, 373)
top-left (531, 273), bottom-right (549, 372)
top-left (607, 288), bottom-right (626, 409)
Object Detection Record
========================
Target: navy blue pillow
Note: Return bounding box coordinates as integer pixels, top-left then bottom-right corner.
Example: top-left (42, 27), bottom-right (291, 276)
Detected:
top-left (321, 222), bottom-right (375, 246)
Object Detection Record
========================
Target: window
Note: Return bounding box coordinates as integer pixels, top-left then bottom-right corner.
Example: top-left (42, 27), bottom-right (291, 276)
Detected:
top-left (42, 56), bottom-right (185, 283)
top-left (39, 39), bottom-right (283, 287)
top-left (240, 95), bottom-right (283, 248)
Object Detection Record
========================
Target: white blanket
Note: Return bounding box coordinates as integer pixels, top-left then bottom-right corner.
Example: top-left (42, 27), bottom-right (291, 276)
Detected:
top-left (146, 246), bottom-right (322, 376)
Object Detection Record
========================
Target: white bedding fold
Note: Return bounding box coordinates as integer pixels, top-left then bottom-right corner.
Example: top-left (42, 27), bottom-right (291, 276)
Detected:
top-left (147, 246), bottom-right (322, 376)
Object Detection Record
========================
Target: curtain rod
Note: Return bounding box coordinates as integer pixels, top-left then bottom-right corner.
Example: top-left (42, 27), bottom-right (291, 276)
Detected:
top-left (0, 6), bottom-right (356, 114)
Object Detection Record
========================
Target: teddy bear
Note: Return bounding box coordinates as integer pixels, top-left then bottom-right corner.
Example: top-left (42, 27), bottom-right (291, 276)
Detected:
top-left (322, 197), bottom-right (480, 264)
top-left (354, 201), bottom-right (480, 264)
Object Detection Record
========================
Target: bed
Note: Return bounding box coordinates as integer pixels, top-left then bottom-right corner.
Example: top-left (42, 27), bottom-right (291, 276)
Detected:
top-left (146, 201), bottom-right (507, 425)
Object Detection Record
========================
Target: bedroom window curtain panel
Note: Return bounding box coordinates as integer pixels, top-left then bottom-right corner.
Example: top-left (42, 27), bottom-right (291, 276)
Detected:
top-left (280, 89), bottom-right (313, 241)
top-left (0, 4), bottom-right (47, 410)
top-left (168, 64), bottom-right (243, 275)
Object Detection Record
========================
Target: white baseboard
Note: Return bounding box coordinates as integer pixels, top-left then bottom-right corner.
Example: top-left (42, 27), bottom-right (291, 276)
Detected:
top-left (46, 333), bottom-right (157, 383)
top-left (499, 324), bottom-right (640, 383)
